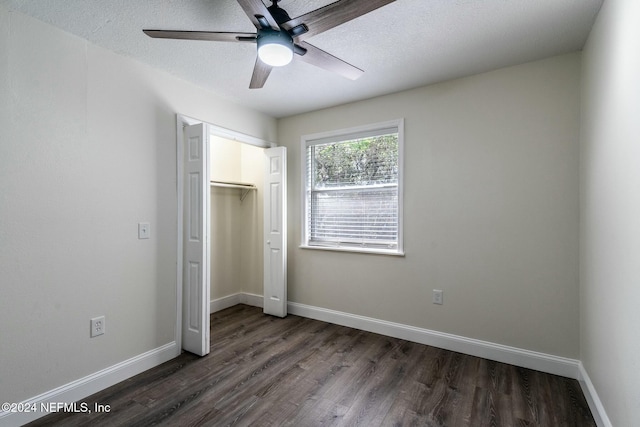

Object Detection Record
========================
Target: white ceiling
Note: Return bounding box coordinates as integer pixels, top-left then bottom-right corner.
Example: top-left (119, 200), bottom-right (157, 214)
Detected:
top-left (2, 0), bottom-right (602, 118)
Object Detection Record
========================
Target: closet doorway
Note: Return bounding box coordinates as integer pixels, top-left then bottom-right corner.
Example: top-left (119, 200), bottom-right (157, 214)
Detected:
top-left (177, 115), bottom-right (287, 356)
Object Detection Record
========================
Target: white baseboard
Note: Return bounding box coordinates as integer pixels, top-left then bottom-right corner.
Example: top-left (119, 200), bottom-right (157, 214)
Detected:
top-left (210, 293), bottom-right (244, 313)
top-left (210, 292), bottom-right (263, 314)
top-left (578, 362), bottom-right (612, 427)
top-left (239, 292), bottom-right (263, 308)
top-left (287, 301), bottom-right (581, 380)
top-left (0, 342), bottom-right (178, 427)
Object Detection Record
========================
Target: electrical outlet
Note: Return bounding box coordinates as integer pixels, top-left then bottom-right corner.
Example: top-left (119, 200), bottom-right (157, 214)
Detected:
top-left (433, 289), bottom-right (443, 305)
top-left (90, 316), bottom-right (105, 337)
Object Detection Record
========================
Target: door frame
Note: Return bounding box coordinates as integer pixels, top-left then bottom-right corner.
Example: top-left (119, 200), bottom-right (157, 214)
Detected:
top-left (176, 114), bottom-right (273, 352)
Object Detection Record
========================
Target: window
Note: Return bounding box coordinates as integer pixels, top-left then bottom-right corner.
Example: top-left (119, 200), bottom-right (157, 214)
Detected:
top-left (301, 119), bottom-right (404, 255)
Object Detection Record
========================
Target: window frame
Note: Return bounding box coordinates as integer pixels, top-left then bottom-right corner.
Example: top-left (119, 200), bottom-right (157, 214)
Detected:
top-left (300, 119), bottom-right (404, 256)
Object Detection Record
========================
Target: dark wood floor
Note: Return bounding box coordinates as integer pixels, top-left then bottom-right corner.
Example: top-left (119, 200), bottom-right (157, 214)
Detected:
top-left (28, 304), bottom-right (595, 426)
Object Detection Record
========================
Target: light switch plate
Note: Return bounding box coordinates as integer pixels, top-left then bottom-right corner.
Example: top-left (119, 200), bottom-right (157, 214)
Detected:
top-left (138, 222), bottom-right (150, 239)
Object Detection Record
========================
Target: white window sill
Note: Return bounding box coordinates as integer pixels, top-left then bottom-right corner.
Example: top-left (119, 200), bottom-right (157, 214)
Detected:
top-left (299, 244), bottom-right (405, 257)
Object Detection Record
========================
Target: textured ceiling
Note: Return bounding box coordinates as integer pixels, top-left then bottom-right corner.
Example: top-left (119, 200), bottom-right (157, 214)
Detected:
top-left (2, 0), bottom-right (602, 118)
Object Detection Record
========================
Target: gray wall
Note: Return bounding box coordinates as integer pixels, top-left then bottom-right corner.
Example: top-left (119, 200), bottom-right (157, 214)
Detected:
top-left (580, 0), bottom-right (640, 425)
top-left (278, 53), bottom-right (581, 358)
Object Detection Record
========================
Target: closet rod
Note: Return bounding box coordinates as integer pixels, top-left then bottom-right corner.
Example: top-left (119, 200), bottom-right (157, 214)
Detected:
top-left (210, 180), bottom-right (257, 202)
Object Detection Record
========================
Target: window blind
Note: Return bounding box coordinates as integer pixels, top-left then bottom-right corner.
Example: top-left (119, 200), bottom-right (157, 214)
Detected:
top-left (309, 186), bottom-right (398, 248)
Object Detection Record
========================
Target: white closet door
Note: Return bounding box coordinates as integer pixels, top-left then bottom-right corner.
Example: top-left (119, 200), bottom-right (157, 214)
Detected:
top-left (182, 123), bottom-right (210, 355)
top-left (263, 146), bottom-right (287, 317)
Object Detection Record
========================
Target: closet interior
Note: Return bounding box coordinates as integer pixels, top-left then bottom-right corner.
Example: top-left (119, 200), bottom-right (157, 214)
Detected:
top-left (209, 134), bottom-right (265, 303)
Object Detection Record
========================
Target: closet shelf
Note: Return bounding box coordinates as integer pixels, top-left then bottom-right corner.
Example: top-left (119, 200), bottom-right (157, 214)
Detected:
top-left (210, 180), bottom-right (257, 201)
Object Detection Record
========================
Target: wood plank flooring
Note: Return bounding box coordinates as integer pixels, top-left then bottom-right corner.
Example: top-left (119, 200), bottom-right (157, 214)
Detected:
top-left (27, 305), bottom-right (596, 426)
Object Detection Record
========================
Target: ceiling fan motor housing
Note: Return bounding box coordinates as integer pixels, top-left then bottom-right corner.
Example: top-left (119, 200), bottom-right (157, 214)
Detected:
top-left (267, 1), bottom-right (292, 25)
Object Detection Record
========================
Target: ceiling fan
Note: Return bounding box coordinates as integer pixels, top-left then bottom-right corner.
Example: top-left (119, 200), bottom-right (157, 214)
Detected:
top-left (143, 0), bottom-right (396, 89)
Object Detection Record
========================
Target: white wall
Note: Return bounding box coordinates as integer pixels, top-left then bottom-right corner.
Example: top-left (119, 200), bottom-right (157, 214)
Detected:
top-left (239, 143), bottom-right (265, 296)
top-left (209, 137), bottom-right (264, 300)
top-left (580, 0), bottom-right (640, 425)
top-left (278, 53), bottom-right (581, 358)
top-left (210, 136), bottom-right (243, 299)
top-left (0, 6), bottom-right (275, 405)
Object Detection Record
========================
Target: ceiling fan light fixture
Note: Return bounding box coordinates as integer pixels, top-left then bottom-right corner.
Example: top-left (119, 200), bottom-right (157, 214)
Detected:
top-left (257, 29), bottom-right (293, 67)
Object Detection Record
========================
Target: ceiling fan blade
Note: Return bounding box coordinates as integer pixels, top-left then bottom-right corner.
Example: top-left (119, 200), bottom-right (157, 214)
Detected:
top-left (236, 0), bottom-right (280, 30)
top-left (249, 58), bottom-right (273, 89)
top-left (295, 42), bottom-right (363, 81)
top-left (283, 0), bottom-right (395, 41)
top-left (143, 30), bottom-right (256, 42)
